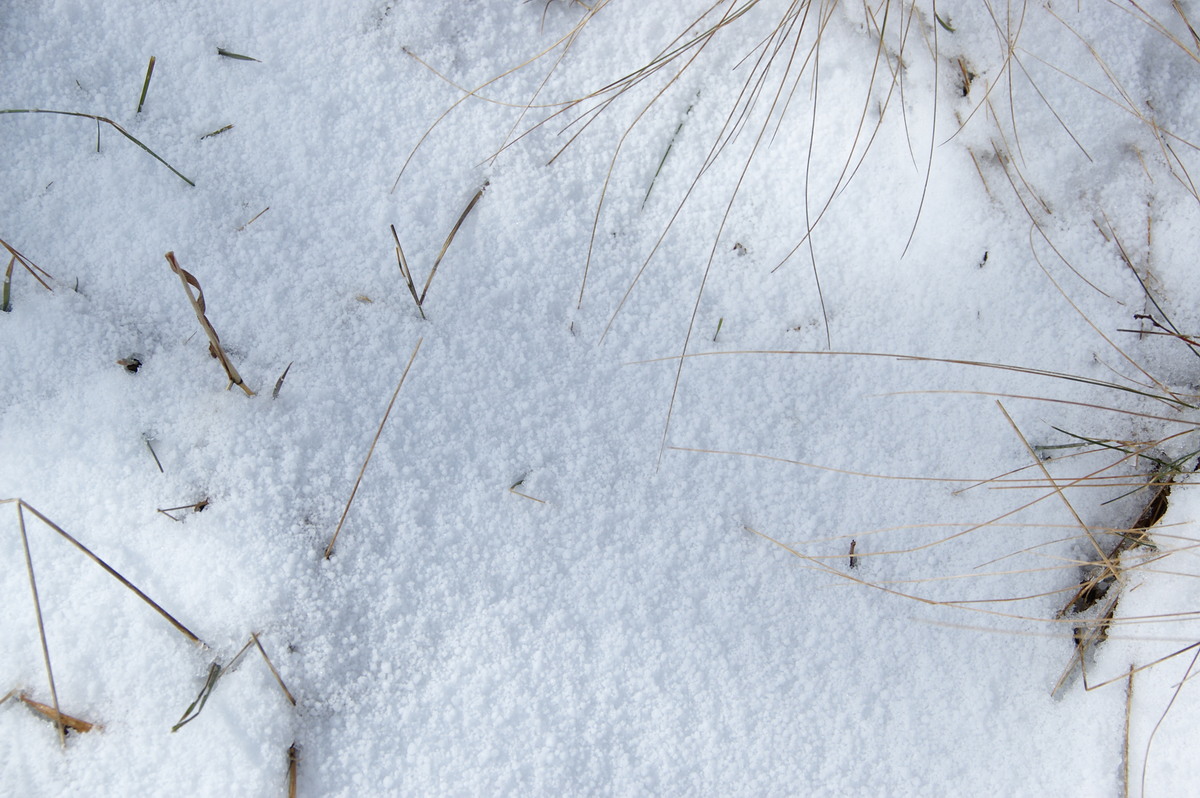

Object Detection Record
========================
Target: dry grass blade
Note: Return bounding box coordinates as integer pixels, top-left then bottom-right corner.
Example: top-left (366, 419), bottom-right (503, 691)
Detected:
top-left (325, 338), bottom-right (423, 559)
top-left (391, 182), bottom-right (487, 318)
top-left (251, 632), bottom-right (296, 705)
top-left (1124, 665), bottom-right (1135, 798)
top-left (997, 401), bottom-right (1123, 591)
top-left (745, 523), bottom-right (1091, 623)
top-left (1172, 0), bottom-right (1200, 52)
top-left (508, 475), bottom-right (546, 504)
top-left (391, 224), bottom-right (424, 320)
top-left (143, 435), bottom-right (164, 473)
top-left (217, 48), bottom-right (261, 62)
top-left (236, 207), bottom-right (270, 232)
top-left (156, 498), bottom-right (210, 521)
top-left (420, 181), bottom-right (488, 305)
top-left (5, 499), bottom-right (205, 645)
top-left (0, 108), bottom-right (194, 185)
top-left (1052, 592), bottom-right (1121, 697)
top-left (171, 662), bottom-right (222, 732)
top-left (172, 637), bottom-right (255, 732)
top-left (671, 444), bottom-right (1043, 485)
top-left (642, 94), bottom-right (697, 208)
top-left (1, 255), bottom-right (12, 312)
top-left (16, 502), bottom-right (65, 747)
top-left (18, 693), bottom-right (100, 734)
top-left (1141, 646), bottom-right (1200, 796)
top-left (272, 362), bottom-right (293, 400)
top-left (165, 251), bottom-right (255, 396)
top-left (630, 348), bottom-right (1194, 409)
top-left (0, 238), bottom-right (55, 299)
top-left (171, 631), bottom-right (294, 733)
top-left (200, 123), bottom-right (234, 140)
top-left (391, 2), bottom-right (612, 193)
top-left (287, 743), bottom-right (300, 798)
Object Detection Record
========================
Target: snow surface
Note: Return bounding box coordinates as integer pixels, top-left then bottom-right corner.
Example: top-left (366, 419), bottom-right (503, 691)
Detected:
top-left (3, 1), bottom-right (1200, 795)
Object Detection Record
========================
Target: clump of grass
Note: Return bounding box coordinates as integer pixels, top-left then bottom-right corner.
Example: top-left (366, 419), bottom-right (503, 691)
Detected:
top-left (0, 109), bottom-right (194, 185)
top-left (165, 251), bottom-right (255, 396)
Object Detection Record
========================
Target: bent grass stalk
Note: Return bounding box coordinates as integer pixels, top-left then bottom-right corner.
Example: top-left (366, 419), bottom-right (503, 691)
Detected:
top-left (0, 109), bottom-right (194, 185)
top-left (165, 251), bottom-right (255, 396)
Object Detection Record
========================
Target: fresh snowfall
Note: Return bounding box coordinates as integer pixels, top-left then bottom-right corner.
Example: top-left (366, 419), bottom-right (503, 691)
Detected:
top-left (3, 2), bottom-right (1200, 796)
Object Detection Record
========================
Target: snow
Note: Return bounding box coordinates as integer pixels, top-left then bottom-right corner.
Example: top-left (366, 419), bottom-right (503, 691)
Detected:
top-left (3, 1), bottom-right (1200, 795)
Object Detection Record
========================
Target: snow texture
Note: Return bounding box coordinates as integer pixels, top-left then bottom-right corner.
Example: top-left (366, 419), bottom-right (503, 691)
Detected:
top-left (3, 2), bottom-right (1200, 796)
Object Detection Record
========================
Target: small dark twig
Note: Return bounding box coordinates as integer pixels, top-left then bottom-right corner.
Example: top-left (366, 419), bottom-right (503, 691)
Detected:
top-left (144, 435), bottom-right (164, 473)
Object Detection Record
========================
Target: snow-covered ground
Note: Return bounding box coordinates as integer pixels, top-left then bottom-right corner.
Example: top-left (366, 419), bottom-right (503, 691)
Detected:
top-left (4, 2), bottom-right (1200, 795)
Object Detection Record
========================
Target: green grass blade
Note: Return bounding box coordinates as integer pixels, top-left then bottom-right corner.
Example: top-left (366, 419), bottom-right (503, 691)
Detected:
top-left (136, 56), bottom-right (156, 113)
top-left (0, 108), bottom-right (195, 186)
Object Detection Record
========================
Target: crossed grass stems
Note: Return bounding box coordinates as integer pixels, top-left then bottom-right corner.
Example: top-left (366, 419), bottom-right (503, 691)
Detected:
top-left (2, 499), bottom-right (298, 784)
top-left (398, 0), bottom-right (1200, 789)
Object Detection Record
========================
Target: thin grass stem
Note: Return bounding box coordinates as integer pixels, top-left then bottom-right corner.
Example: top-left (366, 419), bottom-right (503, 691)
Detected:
top-left (16, 503), bottom-right (65, 747)
top-left (14, 500), bottom-right (204, 645)
top-left (325, 338), bottom-right (423, 559)
top-left (0, 109), bottom-right (194, 185)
